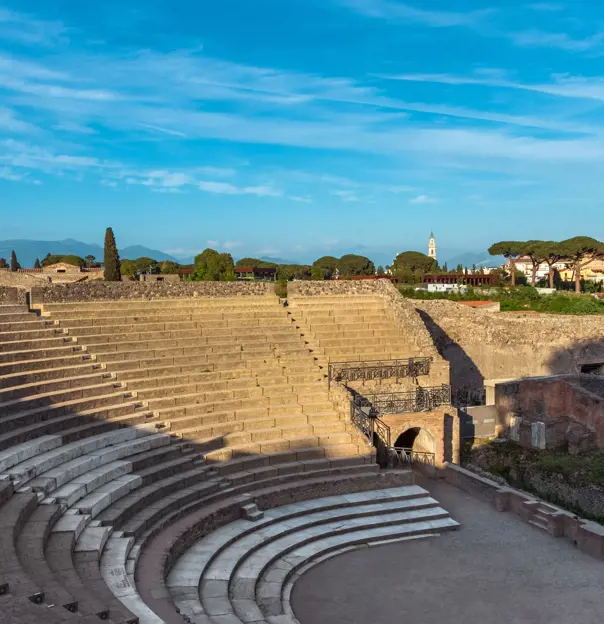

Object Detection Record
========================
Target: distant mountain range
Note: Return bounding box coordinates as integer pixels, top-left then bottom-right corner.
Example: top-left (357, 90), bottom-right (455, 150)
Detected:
top-left (0, 238), bottom-right (506, 270)
top-left (0, 239), bottom-right (180, 268)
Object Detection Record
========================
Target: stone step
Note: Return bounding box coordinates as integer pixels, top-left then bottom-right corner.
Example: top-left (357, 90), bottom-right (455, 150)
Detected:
top-left (0, 352), bottom-right (93, 376)
top-left (42, 298), bottom-right (280, 312)
top-left (166, 485), bottom-right (453, 622)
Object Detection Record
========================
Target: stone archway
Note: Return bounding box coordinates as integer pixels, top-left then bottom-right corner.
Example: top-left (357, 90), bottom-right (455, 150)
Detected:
top-left (394, 427), bottom-right (435, 455)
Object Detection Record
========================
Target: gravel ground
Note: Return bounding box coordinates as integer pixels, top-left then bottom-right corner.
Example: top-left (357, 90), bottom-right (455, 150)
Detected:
top-left (291, 476), bottom-right (604, 624)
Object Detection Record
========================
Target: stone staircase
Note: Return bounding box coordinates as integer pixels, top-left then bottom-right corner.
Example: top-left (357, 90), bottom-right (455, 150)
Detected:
top-left (0, 298), bottom-right (397, 623)
top-left (287, 294), bottom-right (448, 389)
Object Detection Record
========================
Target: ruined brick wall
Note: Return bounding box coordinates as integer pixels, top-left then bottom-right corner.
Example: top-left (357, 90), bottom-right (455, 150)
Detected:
top-left (495, 375), bottom-right (604, 452)
top-left (30, 281), bottom-right (276, 303)
top-left (0, 286), bottom-right (27, 305)
top-left (414, 300), bottom-right (604, 389)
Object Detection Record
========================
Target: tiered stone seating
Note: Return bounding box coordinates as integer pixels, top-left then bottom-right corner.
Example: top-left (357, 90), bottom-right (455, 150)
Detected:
top-left (165, 484), bottom-right (458, 623)
top-left (0, 297), bottom-right (391, 623)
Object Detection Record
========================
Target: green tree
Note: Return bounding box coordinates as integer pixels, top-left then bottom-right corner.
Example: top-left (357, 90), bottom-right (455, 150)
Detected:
top-left (103, 227), bottom-right (121, 281)
top-left (192, 249), bottom-right (234, 281)
top-left (376, 265), bottom-right (385, 275)
top-left (278, 264), bottom-right (310, 280)
top-left (85, 254), bottom-right (96, 268)
top-left (442, 262), bottom-right (448, 273)
top-left (392, 251), bottom-right (436, 283)
top-left (311, 266), bottom-right (326, 280)
top-left (522, 240), bottom-right (548, 287)
top-left (33, 258), bottom-right (41, 269)
top-left (10, 250), bottom-right (20, 272)
top-left (0, 258), bottom-right (8, 269)
top-left (338, 254), bottom-right (375, 277)
top-left (488, 241), bottom-right (525, 287)
top-left (312, 256), bottom-right (339, 280)
top-left (159, 260), bottom-right (181, 274)
top-left (535, 241), bottom-right (565, 290)
top-left (560, 236), bottom-right (604, 293)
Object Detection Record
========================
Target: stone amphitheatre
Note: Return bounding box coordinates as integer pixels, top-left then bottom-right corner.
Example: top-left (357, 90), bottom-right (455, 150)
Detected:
top-left (2, 278), bottom-right (604, 624)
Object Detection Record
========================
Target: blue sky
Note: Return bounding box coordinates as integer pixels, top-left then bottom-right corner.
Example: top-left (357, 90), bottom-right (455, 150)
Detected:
top-left (2, 0), bottom-right (604, 263)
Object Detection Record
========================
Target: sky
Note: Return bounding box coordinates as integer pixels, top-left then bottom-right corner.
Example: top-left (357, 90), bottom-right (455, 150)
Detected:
top-left (1, 0), bottom-right (604, 263)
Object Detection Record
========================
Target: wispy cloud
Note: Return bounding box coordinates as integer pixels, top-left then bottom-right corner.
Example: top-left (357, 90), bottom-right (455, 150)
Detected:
top-left (223, 241), bottom-right (242, 250)
top-left (509, 29), bottom-right (604, 52)
top-left (198, 181), bottom-right (281, 197)
top-left (289, 195), bottom-right (313, 203)
top-left (409, 194), bottom-right (436, 204)
top-left (331, 190), bottom-right (361, 202)
top-left (0, 8), bottom-right (67, 46)
top-left (336, 0), bottom-right (492, 28)
top-left (379, 70), bottom-right (604, 103)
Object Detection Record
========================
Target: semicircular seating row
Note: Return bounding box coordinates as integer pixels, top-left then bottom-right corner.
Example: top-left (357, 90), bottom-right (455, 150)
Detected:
top-left (0, 296), bottom-right (412, 623)
top-left (166, 484), bottom-right (459, 624)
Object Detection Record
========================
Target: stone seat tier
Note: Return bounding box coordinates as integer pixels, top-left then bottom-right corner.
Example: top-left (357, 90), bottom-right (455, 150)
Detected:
top-left (0, 389), bottom-right (142, 435)
top-left (43, 308), bottom-right (290, 321)
top-left (54, 315), bottom-right (293, 330)
top-left (40, 298), bottom-right (281, 311)
top-left (0, 400), bottom-right (153, 451)
top-left (0, 342), bottom-right (88, 364)
top-left (124, 470), bottom-right (407, 623)
top-left (0, 318), bottom-right (57, 333)
top-left (0, 361), bottom-right (105, 390)
top-left (0, 334), bottom-right (77, 353)
top-left (168, 485), bottom-right (446, 622)
top-left (98, 465), bottom-right (385, 622)
top-left (0, 379), bottom-right (126, 416)
top-left (0, 352), bottom-right (94, 376)
top-left (0, 369), bottom-right (115, 403)
top-left (74, 328), bottom-right (301, 346)
top-left (82, 336), bottom-right (304, 356)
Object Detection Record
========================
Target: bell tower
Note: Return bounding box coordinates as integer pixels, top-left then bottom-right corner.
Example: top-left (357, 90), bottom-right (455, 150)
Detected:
top-left (428, 231), bottom-right (437, 261)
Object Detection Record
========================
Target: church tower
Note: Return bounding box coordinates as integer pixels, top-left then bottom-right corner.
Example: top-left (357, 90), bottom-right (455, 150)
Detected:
top-left (428, 231), bottom-right (437, 261)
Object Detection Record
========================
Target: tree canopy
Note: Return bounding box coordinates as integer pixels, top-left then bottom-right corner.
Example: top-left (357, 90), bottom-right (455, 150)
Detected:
top-left (338, 254), bottom-right (375, 277)
top-left (10, 250), bottom-right (20, 272)
top-left (192, 248), bottom-right (234, 281)
top-left (311, 256), bottom-right (339, 280)
top-left (103, 227), bottom-right (121, 281)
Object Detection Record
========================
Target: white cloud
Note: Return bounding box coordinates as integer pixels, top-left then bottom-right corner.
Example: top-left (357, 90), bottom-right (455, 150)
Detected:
top-left (0, 8), bottom-right (67, 46)
top-left (289, 195), bottom-right (313, 203)
top-left (0, 107), bottom-right (40, 134)
top-left (207, 240), bottom-right (220, 247)
top-left (335, 0), bottom-right (491, 28)
top-left (409, 194), bottom-right (436, 204)
top-left (509, 29), bottom-right (604, 52)
top-left (198, 181), bottom-right (281, 197)
top-left (223, 241), bottom-right (242, 250)
top-left (331, 190), bottom-right (362, 202)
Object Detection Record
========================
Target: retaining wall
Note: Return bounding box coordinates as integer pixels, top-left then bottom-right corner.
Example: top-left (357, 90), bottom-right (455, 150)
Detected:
top-left (443, 463), bottom-right (604, 560)
top-left (0, 286), bottom-right (27, 305)
top-left (30, 281), bottom-right (275, 304)
top-left (414, 299), bottom-right (604, 387)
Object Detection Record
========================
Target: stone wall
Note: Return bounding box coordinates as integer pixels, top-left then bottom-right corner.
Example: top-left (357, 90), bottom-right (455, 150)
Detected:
top-left (0, 286), bottom-right (27, 305)
top-left (442, 463), bottom-right (604, 561)
top-left (381, 409), bottom-right (460, 465)
top-left (414, 299), bottom-right (604, 392)
top-left (30, 280), bottom-right (275, 303)
top-left (494, 375), bottom-right (604, 453)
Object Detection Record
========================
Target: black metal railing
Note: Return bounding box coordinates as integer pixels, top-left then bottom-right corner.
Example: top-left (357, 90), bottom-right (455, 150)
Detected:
top-left (387, 447), bottom-right (435, 469)
top-left (358, 385), bottom-right (451, 415)
top-left (328, 357), bottom-right (432, 390)
top-left (350, 397), bottom-right (391, 446)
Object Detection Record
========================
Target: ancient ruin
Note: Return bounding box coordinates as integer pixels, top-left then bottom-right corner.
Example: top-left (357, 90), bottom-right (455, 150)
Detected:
top-left (1, 279), bottom-right (604, 623)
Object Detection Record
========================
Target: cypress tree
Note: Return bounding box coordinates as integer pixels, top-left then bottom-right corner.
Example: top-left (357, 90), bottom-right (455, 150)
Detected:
top-left (10, 250), bottom-right (20, 272)
top-left (34, 258), bottom-right (41, 269)
top-left (103, 227), bottom-right (121, 281)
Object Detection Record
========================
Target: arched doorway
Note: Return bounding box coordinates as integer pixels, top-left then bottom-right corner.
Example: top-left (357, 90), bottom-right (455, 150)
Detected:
top-left (394, 427), bottom-right (435, 454)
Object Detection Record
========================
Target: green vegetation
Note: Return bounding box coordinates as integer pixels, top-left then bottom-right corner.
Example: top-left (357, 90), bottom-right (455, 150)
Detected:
top-left (489, 237), bottom-right (604, 293)
top-left (191, 248), bottom-right (235, 281)
top-left (400, 285), bottom-right (604, 315)
top-left (0, 258), bottom-right (8, 269)
top-left (33, 258), bottom-right (41, 269)
top-left (42, 253), bottom-right (86, 267)
top-left (103, 227), bottom-right (121, 281)
top-left (10, 250), bottom-right (20, 272)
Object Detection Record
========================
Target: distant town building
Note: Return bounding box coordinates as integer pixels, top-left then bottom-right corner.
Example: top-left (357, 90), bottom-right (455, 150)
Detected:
top-left (234, 267), bottom-right (277, 281)
top-left (428, 232), bottom-right (437, 261)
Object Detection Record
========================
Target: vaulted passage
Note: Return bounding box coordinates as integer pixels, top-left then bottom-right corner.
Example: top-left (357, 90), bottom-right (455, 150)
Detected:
top-left (395, 428), bottom-right (435, 455)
